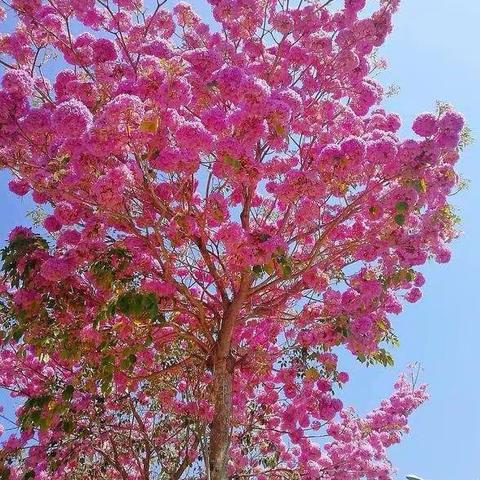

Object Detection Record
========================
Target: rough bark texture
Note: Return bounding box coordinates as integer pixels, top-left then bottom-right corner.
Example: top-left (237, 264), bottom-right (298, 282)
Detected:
top-left (209, 354), bottom-right (235, 480)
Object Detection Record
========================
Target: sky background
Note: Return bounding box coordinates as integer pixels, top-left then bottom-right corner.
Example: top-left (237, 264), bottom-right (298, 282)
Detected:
top-left (1, 0), bottom-right (479, 479)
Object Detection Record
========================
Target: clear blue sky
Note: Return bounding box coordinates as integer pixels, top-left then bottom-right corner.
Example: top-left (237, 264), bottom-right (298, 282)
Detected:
top-left (1, 1), bottom-right (479, 479)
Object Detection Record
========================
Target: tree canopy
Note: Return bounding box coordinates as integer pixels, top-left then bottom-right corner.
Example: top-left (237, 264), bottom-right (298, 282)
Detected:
top-left (0, 0), bottom-right (465, 479)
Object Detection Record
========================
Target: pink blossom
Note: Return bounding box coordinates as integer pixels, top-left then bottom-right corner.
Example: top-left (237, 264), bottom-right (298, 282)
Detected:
top-left (8, 226), bottom-right (32, 241)
top-left (40, 257), bottom-right (74, 281)
top-left (1, 69), bottom-right (34, 97)
top-left (412, 112), bottom-right (438, 137)
top-left (405, 287), bottom-right (422, 303)
top-left (52, 99), bottom-right (92, 138)
top-left (439, 110), bottom-right (465, 134)
top-left (271, 11), bottom-right (294, 34)
top-left (92, 38), bottom-right (117, 63)
top-left (8, 178), bottom-right (29, 196)
top-left (142, 279), bottom-right (176, 297)
top-left (43, 215), bottom-right (62, 233)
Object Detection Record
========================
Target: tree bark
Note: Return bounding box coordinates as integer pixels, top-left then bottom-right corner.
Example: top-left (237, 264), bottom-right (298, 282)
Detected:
top-left (209, 353), bottom-right (234, 480)
top-left (208, 272), bottom-right (250, 480)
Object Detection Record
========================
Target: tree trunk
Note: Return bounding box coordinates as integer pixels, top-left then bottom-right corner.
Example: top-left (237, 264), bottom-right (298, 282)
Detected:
top-left (209, 353), bottom-right (234, 480)
top-left (208, 270), bottom-right (250, 480)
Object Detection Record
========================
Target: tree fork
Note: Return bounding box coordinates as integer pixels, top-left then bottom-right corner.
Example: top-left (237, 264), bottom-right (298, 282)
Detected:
top-left (208, 272), bottom-right (250, 479)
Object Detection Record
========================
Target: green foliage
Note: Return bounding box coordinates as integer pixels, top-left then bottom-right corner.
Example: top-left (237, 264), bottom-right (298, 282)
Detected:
top-left (252, 254), bottom-right (293, 279)
top-left (276, 255), bottom-right (293, 277)
top-left (120, 352), bottom-right (137, 371)
top-left (18, 389), bottom-right (77, 437)
top-left (107, 290), bottom-right (161, 321)
top-left (99, 354), bottom-right (114, 395)
top-left (18, 395), bottom-right (53, 431)
top-left (459, 123), bottom-right (474, 152)
top-left (394, 201), bottom-right (408, 226)
top-left (395, 201), bottom-right (408, 214)
top-left (1, 233), bottom-right (48, 287)
top-left (0, 467), bottom-right (10, 480)
top-left (89, 247), bottom-right (132, 288)
top-left (438, 204), bottom-right (461, 228)
top-left (260, 450), bottom-right (280, 469)
top-left (357, 348), bottom-right (395, 367)
top-left (252, 264), bottom-right (264, 276)
top-left (26, 206), bottom-right (47, 227)
top-left (333, 315), bottom-right (350, 339)
top-left (62, 419), bottom-right (74, 434)
top-left (224, 154), bottom-right (241, 170)
top-left (410, 178), bottom-right (427, 193)
top-left (435, 100), bottom-right (452, 115)
top-left (62, 384), bottom-right (74, 402)
top-left (385, 83), bottom-right (401, 98)
top-left (382, 267), bottom-right (415, 289)
top-left (0, 299), bottom-right (26, 344)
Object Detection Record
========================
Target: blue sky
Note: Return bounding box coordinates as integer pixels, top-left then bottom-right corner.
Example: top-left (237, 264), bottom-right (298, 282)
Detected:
top-left (1, 1), bottom-right (479, 479)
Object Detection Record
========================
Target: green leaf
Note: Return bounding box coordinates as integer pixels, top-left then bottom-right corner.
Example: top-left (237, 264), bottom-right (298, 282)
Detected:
top-left (224, 155), bottom-right (241, 170)
top-left (116, 292), bottom-right (133, 315)
top-left (405, 269), bottom-right (415, 282)
top-left (90, 247), bottom-right (132, 288)
top-left (11, 327), bottom-right (24, 342)
top-left (114, 291), bottom-right (159, 320)
top-left (37, 416), bottom-right (50, 430)
top-left (120, 353), bottom-right (137, 370)
top-left (394, 214), bottom-right (405, 226)
top-left (395, 201), bottom-right (408, 213)
top-left (0, 233), bottom-right (48, 288)
top-left (281, 263), bottom-right (292, 277)
top-left (101, 353), bottom-right (113, 366)
top-left (142, 293), bottom-right (159, 320)
top-left (28, 395), bottom-right (51, 409)
top-left (252, 265), bottom-right (263, 276)
top-left (0, 467), bottom-right (10, 480)
top-left (100, 371), bottom-right (113, 395)
top-left (106, 301), bottom-right (116, 317)
top-left (411, 179), bottom-right (427, 193)
top-left (373, 348), bottom-right (395, 367)
top-left (62, 385), bottom-right (74, 402)
top-left (276, 255), bottom-right (293, 277)
top-left (62, 419), bottom-right (74, 434)
top-left (30, 410), bottom-right (41, 426)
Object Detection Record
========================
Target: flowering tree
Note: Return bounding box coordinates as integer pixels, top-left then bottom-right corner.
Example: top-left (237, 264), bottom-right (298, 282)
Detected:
top-left (0, 0), bottom-right (466, 479)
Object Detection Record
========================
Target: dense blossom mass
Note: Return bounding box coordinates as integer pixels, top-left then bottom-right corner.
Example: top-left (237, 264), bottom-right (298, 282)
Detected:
top-left (0, 0), bottom-right (465, 479)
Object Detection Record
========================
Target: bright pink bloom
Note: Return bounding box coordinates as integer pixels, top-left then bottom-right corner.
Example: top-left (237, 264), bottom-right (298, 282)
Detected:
top-left (1, 70), bottom-right (34, 97)
top-left (52, 99), bottom-right (92, 138)
top-left (412, 112), bottom-right (438, 137)
top-left (8, 178), bottom-right (29, 196)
